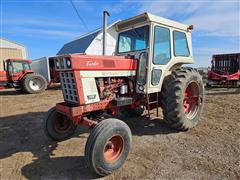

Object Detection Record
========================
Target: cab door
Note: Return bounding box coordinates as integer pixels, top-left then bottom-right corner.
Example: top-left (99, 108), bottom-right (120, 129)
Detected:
top-left (147, 24), bottom-right (172, 93)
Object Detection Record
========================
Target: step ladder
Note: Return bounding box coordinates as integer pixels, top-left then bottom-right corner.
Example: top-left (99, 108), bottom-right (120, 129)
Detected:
top-left (145, 92), bottom-right (159, 118)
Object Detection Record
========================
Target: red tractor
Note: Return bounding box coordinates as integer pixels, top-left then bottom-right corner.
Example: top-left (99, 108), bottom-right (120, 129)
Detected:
top-left (0, 58), bottom-right (47, 93)
top-left (207, 53), bottom-right (240, 87)
top-left (44, 13), bottom-right (204, 176)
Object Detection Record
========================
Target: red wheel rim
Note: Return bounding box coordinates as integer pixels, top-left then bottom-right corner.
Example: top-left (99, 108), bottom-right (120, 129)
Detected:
top-left (103, 135), bottom-right (124, 163)
top-left (53, 116), bottom-right (72, 133)
top-left (183, 81), bottom-right (202, 118)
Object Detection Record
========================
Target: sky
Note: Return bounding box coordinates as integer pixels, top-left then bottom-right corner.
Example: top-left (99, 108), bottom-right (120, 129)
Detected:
top-left (1, 0), bottom-right (240, 67)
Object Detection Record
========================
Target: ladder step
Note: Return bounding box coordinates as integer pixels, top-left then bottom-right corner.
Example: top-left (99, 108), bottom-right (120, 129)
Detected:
top-left (145, 92), bottom-right (159, 118)
top-left (148, 101), bottom-right (158, 104)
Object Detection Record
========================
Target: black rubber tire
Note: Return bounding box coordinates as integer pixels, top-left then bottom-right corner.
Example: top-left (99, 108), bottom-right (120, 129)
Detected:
top-left (44, 107), bottom-right (76, 141)
top-left (85, 118), bottom-right (132, 176)
top-left (121, 106), bottom-right (145, 117)
top-left (160, 67), bottom-right (204, 131)
top-left (22, 73), bottom-right (47, 94)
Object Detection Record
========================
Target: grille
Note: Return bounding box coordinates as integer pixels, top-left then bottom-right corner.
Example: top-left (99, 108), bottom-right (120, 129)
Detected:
top-left (60, 72), bottom-right (78, 104)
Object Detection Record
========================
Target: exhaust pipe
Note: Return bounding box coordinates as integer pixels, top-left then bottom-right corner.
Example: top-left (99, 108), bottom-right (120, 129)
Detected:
top-left (103, 11), bottom-right (110, 56)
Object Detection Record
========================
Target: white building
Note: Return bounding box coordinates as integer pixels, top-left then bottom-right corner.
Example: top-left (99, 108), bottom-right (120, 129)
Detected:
top-left (57, 21), bottom-right (120, 56)
top-left (0, 38), bottom-right (28, 70)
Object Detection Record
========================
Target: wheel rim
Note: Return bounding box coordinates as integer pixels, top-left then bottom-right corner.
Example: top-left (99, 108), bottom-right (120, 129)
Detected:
top-left (104, 135), bottom-right (124, 163)
top-left (183, 81), bottom-right (202, 119)
top-left (53, 116), bottom-right (72, 133)
top-left (29, 78), bottom-right (43, 91)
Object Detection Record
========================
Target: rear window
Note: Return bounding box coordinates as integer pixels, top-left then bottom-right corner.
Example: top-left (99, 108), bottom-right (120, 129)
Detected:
top-left (173, 31), bottom-right (190, 57)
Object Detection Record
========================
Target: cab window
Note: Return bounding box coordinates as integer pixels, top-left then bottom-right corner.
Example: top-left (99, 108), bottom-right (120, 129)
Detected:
top-left (153, 26), bottom-right (171, 65)
top-left (118, 26), bottom-right (149, 53)
top-left (11, 61), bottom-right (31, 73)
top-left (173, 31), bottom-right (190, 57)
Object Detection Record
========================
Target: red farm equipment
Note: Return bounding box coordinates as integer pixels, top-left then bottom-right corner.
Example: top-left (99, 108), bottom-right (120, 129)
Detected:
top-left (0, 58), bottom-right (47, 93)
top-left (207, 53), bottom-right (240, 87)
top-left (44, 12), bottom-right (204, 176)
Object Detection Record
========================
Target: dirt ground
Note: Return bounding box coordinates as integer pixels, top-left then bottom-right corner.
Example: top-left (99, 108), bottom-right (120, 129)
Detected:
top-left (0, 87), bottom-right (239, 180)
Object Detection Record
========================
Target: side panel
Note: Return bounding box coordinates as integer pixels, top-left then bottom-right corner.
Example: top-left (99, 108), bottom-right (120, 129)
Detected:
top-left (31, 57), bottom-right (50, 82)
top-left (81, 77), bottom-right (100, 104)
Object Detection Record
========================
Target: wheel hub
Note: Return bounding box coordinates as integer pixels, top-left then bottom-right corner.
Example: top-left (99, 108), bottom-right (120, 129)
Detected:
top-left (104, 135), bottom-right (124, 163)
top-left (29, 78), bottom-right (43, 91)
top-left (53, 117), bottom-right (72, 133)
top-left (183, 81), bottom-right (202, 118)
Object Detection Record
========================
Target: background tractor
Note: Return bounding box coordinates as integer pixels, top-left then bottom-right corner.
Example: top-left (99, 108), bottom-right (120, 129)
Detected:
top-left (0, 58), bottom-right (47, 93)
top-left (44, 12), bottom-right (204, 176)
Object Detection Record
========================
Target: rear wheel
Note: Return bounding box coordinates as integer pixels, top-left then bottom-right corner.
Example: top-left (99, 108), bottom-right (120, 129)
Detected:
top-left (161, 67), bottom-right (204, 130)
top-left (85, 118), bottom-right (132, 176)
top-left (44, 107), bottom-right (76, 141)
top-left (22, 73), bottom-right (47, 94)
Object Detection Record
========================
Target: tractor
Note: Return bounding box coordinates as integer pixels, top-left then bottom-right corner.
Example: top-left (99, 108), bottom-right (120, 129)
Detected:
top-left (0, 58), bottom-right (47, 93)
top-left (44, 13), bottom-right (204, 176)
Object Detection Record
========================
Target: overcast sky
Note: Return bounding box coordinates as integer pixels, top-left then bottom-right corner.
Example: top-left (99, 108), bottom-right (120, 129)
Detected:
top-left (1, 0), bottom-right (239, 67)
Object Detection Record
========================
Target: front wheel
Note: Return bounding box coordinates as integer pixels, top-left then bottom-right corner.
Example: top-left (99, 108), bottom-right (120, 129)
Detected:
top-left (44, 107), bottom-right (76, 141)
top-left (85, 118), bottom-right (132, 176)
top-left (161, 67), bottom-right (204, 130)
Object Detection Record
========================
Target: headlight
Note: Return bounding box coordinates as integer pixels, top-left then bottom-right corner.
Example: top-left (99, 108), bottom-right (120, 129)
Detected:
top-left (66, 58), bottom-right (71, 68)
top-left (138, 85), bottom-right (144, 91)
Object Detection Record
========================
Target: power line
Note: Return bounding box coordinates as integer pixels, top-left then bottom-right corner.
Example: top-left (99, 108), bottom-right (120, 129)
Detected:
top-left (69, 0), bottom-right (89, 31)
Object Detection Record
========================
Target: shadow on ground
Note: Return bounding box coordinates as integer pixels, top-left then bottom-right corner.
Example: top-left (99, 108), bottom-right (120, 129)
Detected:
top-left (0, 89), bottom-right (27, 96)
top-left (0, 85), bottom-right (61, 96)
top-left (0, 110), bottom-right (177, 179)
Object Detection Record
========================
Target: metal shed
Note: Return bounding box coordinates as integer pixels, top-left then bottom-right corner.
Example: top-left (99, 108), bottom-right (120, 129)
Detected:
top-left (0, 38), bottom-right (28, 70)
top-left (57, 21), bottom-right (120, 56)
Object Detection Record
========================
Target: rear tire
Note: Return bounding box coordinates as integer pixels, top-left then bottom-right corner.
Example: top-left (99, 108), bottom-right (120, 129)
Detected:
top-left (161, 67), bottom-right (204, 130)
top-left (44, 107), bottom-right (76, 141)
top-left (85, 118), bottom-right (132, 176)
top-left (22, 73), bottom-right (47, 94)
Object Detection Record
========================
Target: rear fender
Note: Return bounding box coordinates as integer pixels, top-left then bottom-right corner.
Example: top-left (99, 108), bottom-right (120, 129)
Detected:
top-left (19, 70), bottom-right (34, 80)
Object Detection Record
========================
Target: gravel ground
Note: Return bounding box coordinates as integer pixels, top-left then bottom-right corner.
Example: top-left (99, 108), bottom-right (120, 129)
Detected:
top-left (0, 87), bottom-right (239, 180)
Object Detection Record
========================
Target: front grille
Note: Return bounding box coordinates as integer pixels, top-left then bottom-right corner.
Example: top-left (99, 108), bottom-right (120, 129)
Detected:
top-left (60, 72), bottom-right (78, 104)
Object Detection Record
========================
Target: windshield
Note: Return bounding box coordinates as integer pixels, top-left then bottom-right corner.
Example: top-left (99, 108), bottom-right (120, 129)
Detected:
top-left (117, 25), bottom-right (149, 53)
top-left (10, 61), bottom-right (31, 73)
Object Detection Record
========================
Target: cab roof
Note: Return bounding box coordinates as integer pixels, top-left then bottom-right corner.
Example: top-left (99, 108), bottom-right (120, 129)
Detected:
top-left (6, 58), bottom-right (32, 63)
top-left (116, 12), bottom-right (191, 32)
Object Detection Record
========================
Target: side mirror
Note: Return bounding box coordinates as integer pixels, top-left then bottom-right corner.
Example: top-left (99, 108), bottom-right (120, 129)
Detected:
top-left (136, 52), bottom-right (148, 86)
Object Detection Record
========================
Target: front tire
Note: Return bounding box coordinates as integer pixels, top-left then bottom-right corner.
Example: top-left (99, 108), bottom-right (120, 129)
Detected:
top-left (85, 118), bottom-right (132, 176)
top-left (22, 73), bottom-right (47, 94)
top-left (44, 107), bottom-right (76, 141)
top-left (161, 67), bottom-right (204, 130)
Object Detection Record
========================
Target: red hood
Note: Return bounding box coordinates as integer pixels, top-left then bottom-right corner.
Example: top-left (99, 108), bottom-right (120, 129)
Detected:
top-left (68, 54), bottom-right (138, 71)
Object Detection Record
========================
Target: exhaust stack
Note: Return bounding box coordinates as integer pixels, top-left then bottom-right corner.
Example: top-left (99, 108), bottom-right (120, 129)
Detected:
top-left (103, 11), bottom-right (110, 56)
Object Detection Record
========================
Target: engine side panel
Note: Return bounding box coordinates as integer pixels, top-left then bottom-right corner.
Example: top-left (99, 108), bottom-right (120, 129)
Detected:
top-left (81, 77), bottom-right (100, 104)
